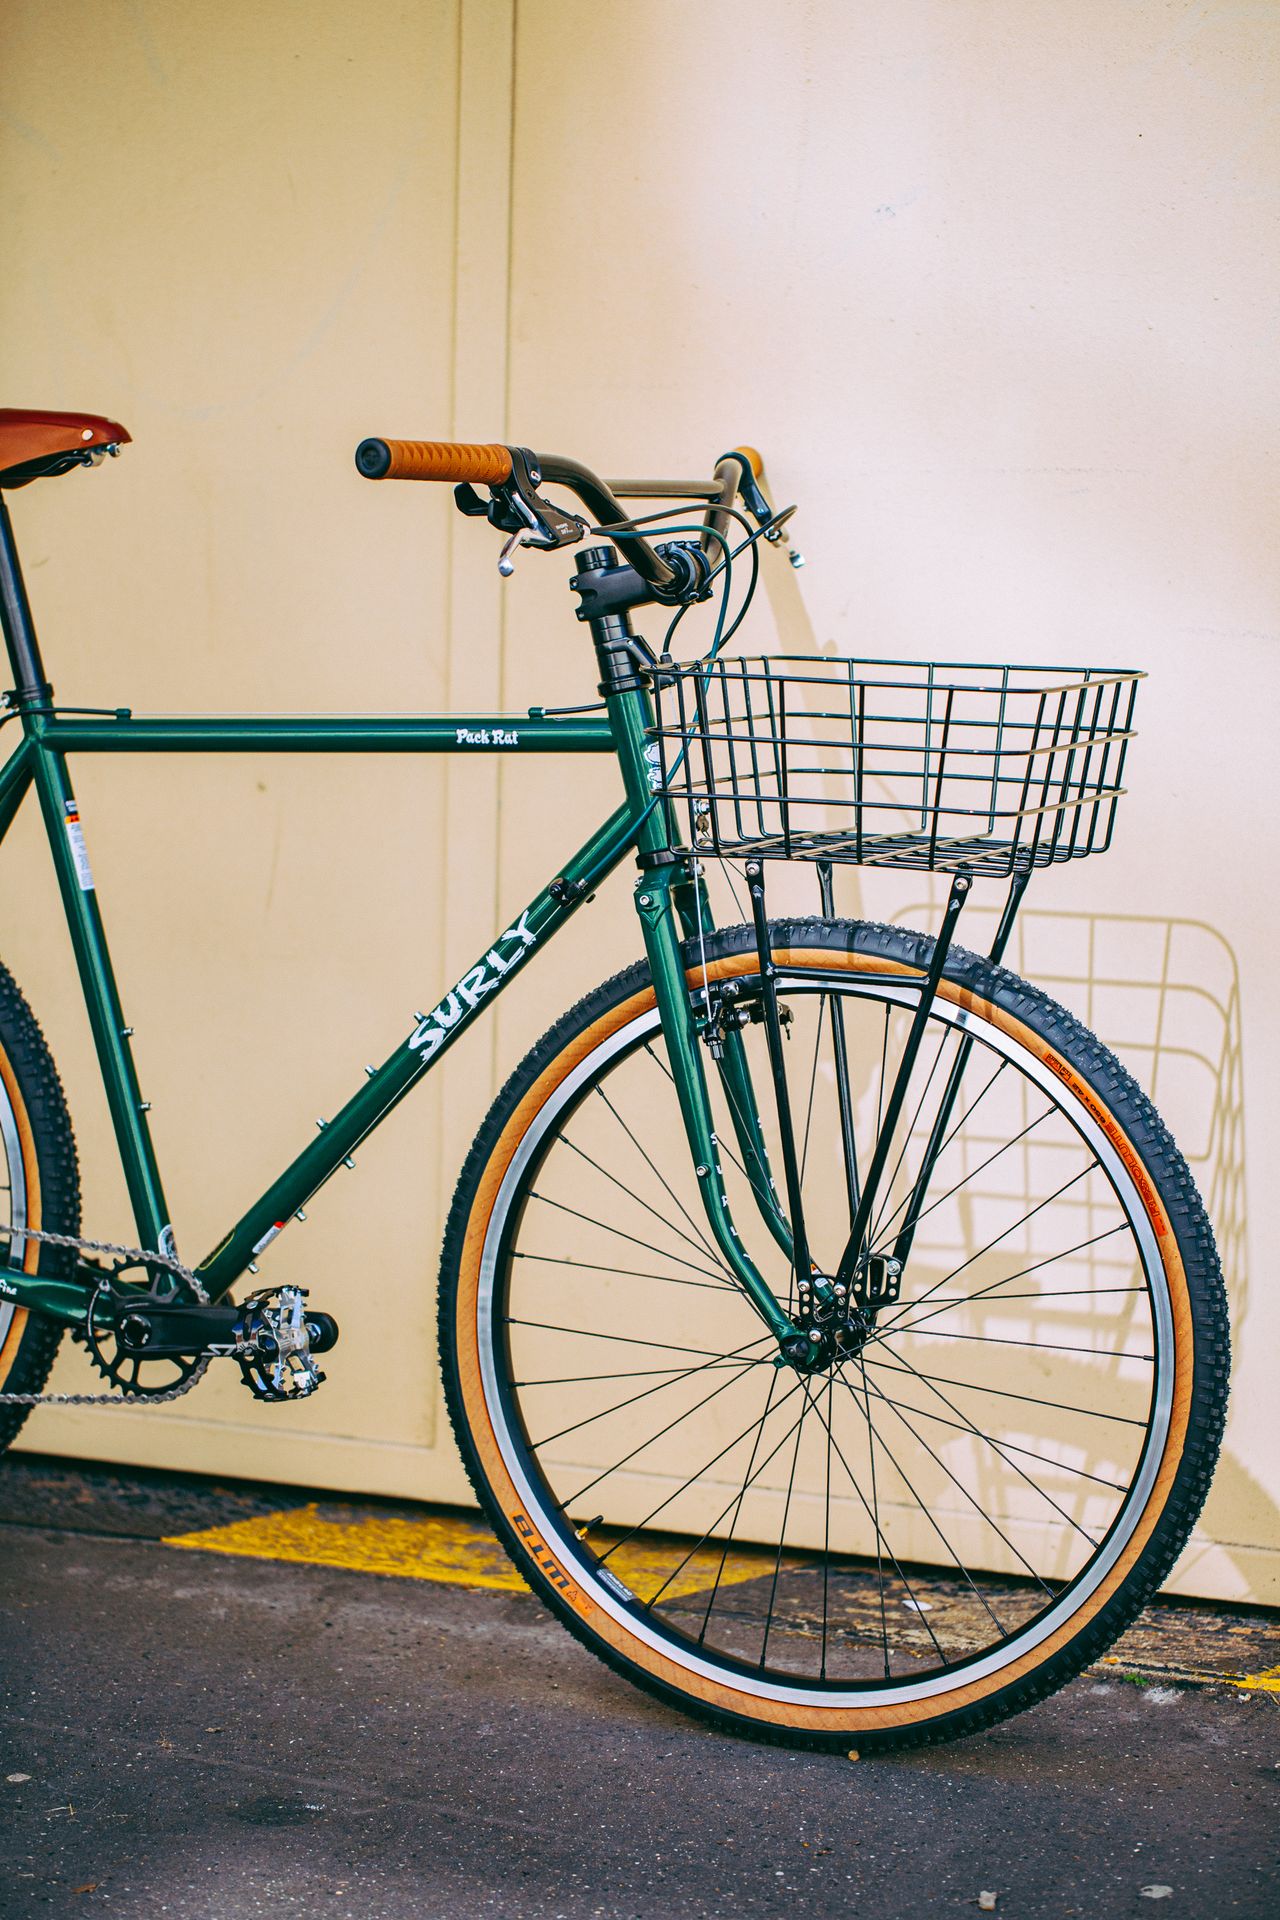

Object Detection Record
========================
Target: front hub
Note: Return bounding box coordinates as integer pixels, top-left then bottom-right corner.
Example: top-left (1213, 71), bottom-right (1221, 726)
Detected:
top-left (780, 1254), bottom-right (904, 1372)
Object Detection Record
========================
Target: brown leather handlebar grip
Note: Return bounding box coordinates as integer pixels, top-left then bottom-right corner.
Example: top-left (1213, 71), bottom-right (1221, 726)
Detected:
top-left (355, 438), bottom-right (513, 484)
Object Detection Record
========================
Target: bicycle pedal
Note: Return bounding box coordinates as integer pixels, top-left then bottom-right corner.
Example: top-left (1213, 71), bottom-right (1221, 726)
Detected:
top-left (234, 1285), bottom-right (339, 1402)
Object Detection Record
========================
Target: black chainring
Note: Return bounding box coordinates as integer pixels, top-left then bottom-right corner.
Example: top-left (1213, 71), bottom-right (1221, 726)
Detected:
top-left (73, 1261), bottom-right (206, 1399)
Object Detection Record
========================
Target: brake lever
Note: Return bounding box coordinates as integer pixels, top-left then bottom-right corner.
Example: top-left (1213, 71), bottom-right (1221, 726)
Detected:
top-left (453, 450), bottom-right (586, 573)
top-left (506, 447), bottom-right (586, 550)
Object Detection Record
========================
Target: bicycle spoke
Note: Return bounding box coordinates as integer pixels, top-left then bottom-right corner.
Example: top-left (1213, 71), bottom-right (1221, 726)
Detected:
top-left (757, 1380), bottom-right (812, 1668)
top-left (527, 1192), bottom-right (732, 1286)
top-left (836, 1367), bottom-right (1024, 1622)
top-left (860, 1342), bottom-right (1113, 1539)
top-left (867, 1025), bottom-right (950, 1250)
top-left (868, 1103), bottom-right (1056, 1265)
top-left (592, 1084), bottom-right (720, 1263)
top-left (505, 1318), bottom-right (773, 1363)
top-left (565, 1351), bottom-right (798, 1519)
top-left (556, 1138), bottom-right (731, 1274)
top-left (597, 1373), bottom-right (813, 1566)
top-left (513, 1361), bottom-right (762, 1388)
top-left (849, 1377), bottom-right (1129, 1492)
top-left (898, 1326), bottom-right (1153, 1361)
top-left (821, 1370), bottom-right (833, 1680)
top-left (512, 1249), bottom-right (736, 1297)
top-left (855, 1352), bottom-right (890, 1679)
top-left (878, 1226), bottom-right (1134, 1340)
top-left (795, 1374), bottom-right (951, 1665)
top-left (863, 1351), bottom-right (1149, 1426)
top-left (865, 1055), bottom-right (1008, 1246)
top-left (853, 1365), bottom-right (1063, 1587)
top-left (869, 1162), bottom-right (1097, 1343)
top-left (529, 1343), bottom-right (765, 1452)
top-left (875, 1002), bottom-right (890, 1142)
top-left (693, 1365), bottom-right (783, 1644)
top-left (798, 991), bottom-right (826, 1185)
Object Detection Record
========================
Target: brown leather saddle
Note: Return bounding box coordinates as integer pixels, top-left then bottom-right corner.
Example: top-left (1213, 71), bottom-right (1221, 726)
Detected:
top-left (0, 409), bottom-right (131, 489)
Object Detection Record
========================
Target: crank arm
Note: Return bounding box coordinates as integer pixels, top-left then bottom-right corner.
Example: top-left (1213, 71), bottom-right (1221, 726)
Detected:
top-left (105, 1299), bottom-right (340, 1360)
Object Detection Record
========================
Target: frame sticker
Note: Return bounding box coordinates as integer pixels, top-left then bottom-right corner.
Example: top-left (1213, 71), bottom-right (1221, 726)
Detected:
top-left (63, 800), bottom-right (95, 891)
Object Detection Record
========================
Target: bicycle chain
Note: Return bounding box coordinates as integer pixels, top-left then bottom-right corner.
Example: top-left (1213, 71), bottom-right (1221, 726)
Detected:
top-left (0, 1225), bottom-right (212, 1408)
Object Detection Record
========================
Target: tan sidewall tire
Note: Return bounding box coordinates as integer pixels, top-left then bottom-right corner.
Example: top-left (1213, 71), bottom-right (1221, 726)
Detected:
top-left (447, 943), bottom-right (1203, 1742)
top-left (0, 962), bottom-right (78, 1442)
top-left (0, 1030), bottom-right (42, 1383)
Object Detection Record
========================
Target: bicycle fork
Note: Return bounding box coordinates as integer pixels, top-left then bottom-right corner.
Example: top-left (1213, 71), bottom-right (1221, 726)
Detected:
top-left (633, 864), bottom-right (800, 1352)
top-left (635, 844), bottom-right (1033, 1358)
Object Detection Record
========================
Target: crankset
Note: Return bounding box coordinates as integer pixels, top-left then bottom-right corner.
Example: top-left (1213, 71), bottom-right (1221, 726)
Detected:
top-left (80, 1276), bottom-right (339, 1402)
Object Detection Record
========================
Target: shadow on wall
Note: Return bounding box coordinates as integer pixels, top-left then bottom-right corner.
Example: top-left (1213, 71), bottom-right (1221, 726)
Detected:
top-left (899, 899), bottom-right (1264, 1596)
top-left (917, 908), bottom-right (1249, 1310)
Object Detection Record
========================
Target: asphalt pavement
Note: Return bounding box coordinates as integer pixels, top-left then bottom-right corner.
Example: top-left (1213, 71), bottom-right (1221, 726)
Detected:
top-left (0, 1456), bottom-right (1276, 1918)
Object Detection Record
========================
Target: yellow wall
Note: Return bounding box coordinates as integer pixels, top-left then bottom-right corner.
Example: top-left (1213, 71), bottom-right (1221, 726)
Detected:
top-left (1, 0), bottom-right (1276, 1602)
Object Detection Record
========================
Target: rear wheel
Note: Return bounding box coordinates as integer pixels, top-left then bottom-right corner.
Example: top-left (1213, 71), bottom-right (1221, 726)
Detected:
top-left (0, 962), bottom-right (79, 1451)
top-left (439, 917), bottom-right (1228, 1750)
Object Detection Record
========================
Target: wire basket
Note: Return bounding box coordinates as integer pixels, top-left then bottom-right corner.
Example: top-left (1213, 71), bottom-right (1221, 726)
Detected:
top-left (646, 655), bottom-right (1143, 877)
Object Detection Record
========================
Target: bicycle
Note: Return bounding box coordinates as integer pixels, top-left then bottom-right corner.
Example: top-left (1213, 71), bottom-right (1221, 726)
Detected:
top-left (0, 407), bottom-right (1228, 1751)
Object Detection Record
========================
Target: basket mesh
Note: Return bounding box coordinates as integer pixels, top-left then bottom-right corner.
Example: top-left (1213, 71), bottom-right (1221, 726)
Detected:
top-left (647, 655), bottom-right (1142, 877)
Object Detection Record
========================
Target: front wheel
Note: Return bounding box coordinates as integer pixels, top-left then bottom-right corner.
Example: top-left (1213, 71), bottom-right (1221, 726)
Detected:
top-left (438, 917), bottom-right (1228, 1750)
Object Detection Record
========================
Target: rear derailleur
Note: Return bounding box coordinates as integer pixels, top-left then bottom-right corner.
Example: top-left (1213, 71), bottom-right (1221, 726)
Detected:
top-left (78, 1268), bottom-right (339, 1402)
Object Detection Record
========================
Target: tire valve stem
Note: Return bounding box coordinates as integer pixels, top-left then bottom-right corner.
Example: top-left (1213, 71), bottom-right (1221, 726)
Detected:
top-left (574, 1513), bottom-right (604, 1540)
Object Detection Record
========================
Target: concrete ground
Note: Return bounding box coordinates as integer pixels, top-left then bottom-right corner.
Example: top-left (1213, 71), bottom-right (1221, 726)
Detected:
top-left (0, 1457), bottom-right (1276, 1919)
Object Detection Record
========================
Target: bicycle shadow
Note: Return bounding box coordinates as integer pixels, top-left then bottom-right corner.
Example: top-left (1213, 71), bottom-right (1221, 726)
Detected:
top-left (890, 896), bottom-right (1265, 1601)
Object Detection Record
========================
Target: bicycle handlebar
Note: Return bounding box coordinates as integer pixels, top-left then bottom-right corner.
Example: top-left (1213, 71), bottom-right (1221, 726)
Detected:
top-left (354, 437), bottom-right (770, 594)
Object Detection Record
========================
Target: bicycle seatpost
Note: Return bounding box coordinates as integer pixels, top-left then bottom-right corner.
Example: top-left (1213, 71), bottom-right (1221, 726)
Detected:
top-left (0, 496), bottom-right (53, 709)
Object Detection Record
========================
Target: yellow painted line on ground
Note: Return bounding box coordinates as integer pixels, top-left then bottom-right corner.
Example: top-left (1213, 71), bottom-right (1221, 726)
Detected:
top-left (164, 1504), bottom-right (779, 1601)
top-left (1236, 1662), bottom-right (1280, 1693)
top-left (1095, 1654), bottom-right (1280, 1691)
top-left (165, 1508), bottom-right (526, 1590)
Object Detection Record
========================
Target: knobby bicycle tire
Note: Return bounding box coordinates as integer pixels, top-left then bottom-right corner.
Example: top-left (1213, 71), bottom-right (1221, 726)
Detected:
top-left (438, 917), bottom-right (1228, 1751)
top-left (0, 960), bottom-right (80, 1449)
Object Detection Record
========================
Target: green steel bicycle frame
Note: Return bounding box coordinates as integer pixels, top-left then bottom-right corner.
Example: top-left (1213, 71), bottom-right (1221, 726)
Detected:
top-left (0, 509), bottom-right (796, 1349)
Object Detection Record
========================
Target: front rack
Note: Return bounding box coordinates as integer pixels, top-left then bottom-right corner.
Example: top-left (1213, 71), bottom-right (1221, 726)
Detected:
top-left (647, 655), bottom-right (1143, 877)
